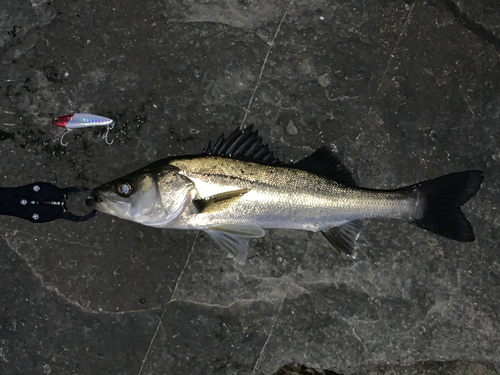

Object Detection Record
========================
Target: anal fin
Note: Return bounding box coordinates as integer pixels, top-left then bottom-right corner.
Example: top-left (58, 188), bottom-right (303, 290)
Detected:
top-left (321, 220), bottom-right (363, 257)
top-left (193, 189), bottom-right (250, 214)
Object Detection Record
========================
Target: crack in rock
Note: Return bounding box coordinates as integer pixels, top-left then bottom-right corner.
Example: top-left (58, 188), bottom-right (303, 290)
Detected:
top-left (1, 235), bottom-right (97, 314)
top-left (441, 0), bottom-right (500, 49)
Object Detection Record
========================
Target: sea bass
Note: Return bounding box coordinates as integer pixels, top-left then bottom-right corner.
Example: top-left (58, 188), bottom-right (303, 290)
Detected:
top-left (86, 126), bottom-right (484, 264)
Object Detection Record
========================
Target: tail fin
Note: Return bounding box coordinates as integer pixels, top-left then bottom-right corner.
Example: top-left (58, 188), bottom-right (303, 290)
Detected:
top-left (410, 170), bottom-right (484, 242)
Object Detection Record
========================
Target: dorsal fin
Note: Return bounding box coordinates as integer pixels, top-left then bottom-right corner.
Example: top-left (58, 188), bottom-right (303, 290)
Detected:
top-left (294, 146), bottom-right (357, 186)
top-left (203, 126), bottom-right (283, 165)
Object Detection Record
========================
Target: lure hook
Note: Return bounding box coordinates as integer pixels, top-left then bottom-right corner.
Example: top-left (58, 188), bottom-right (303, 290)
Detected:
top-left (60, 129), bottom-right (72, 146)
top-left (102, 123), bottom-right (114, 145)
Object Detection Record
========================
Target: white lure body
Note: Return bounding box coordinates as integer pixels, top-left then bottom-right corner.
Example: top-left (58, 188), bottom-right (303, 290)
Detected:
top-left (52, 113), bottom-right (114, 129)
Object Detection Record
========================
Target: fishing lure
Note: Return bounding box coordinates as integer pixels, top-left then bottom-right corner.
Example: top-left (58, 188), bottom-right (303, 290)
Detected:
top-left (52, 113), bottom-right (114, 146)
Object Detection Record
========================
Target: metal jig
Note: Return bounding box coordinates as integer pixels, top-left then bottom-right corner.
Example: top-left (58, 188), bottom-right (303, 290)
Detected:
top-left (53, 113), bottom-right (115, 146)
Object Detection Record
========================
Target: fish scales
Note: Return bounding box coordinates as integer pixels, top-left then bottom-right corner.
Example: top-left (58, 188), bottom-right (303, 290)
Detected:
top-left (165, 156), bottom-right (418, 231)
top-left (87, 126), bottom-right (483, 263)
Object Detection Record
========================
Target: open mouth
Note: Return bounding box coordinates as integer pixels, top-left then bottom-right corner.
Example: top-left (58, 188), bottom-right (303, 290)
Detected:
top-left (85, 192), bottom-right (132, 217)
top-left (85, 192), bottom-right (102, 209)
top-left (85, 193), bottom-right (116, 214)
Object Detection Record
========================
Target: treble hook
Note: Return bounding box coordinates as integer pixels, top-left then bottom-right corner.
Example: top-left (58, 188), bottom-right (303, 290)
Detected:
top-left (101, 123), bottom-right (114, 145)
top-left (60, 129), bottom-right (72, 146)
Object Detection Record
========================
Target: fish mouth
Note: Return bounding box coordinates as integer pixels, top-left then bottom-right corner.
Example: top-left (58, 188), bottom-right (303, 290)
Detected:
top-left (85, 191), bottom-right (113, 213)
top-left (85, 193), bottom-right (103, 210)
top-left (85, 191), bottom-right (132, 217)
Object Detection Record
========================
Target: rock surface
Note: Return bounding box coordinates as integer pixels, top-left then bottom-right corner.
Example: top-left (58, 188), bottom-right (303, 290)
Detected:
top-left (274, 361), bottom-right (498, 375)
top-left (0, 0), bottom-right (499, 374)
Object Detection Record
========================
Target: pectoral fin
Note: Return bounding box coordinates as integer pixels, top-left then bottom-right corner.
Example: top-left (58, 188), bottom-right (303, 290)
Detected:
top-left (193, 189), bottom-right (250, 214)
top-left (321, 220), bottom-right (363, 257)
top-left (205, 229), bottom-right (248, 265)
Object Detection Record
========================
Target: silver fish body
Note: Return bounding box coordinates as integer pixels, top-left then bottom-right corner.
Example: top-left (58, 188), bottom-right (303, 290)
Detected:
top-left (87, 127), bottom-right (483, 263)
top-left (163, 156), bottom-right (418, 230)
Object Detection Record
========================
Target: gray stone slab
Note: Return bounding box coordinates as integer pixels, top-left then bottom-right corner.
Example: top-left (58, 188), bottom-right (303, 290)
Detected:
top-left (0, 243), bottom-right (162, 374)
top-left (274, 361), bottom-right (498, 375)
top-left (140, 300), bottom-right (277, 375)
top-left (0, 0), bottom-right (499, 374)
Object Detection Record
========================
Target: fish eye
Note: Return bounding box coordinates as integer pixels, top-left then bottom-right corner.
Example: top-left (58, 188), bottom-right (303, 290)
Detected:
top-left (116, 181), bottom-right (133, 197)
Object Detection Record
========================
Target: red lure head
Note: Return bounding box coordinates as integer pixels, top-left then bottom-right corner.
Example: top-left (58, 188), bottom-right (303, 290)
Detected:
top-left (52, 114), bottom-right (74, 127)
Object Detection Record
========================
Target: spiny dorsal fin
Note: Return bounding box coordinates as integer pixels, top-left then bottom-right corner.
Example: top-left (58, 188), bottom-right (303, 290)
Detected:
top-left (193, 189), bottom-right (250, 214)
top-left (203, 126), bottom-right (283, 165)
top-left (294, 146), bottom-right (357, 186)
top-left (321, 220), bottom-right (363, 257)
